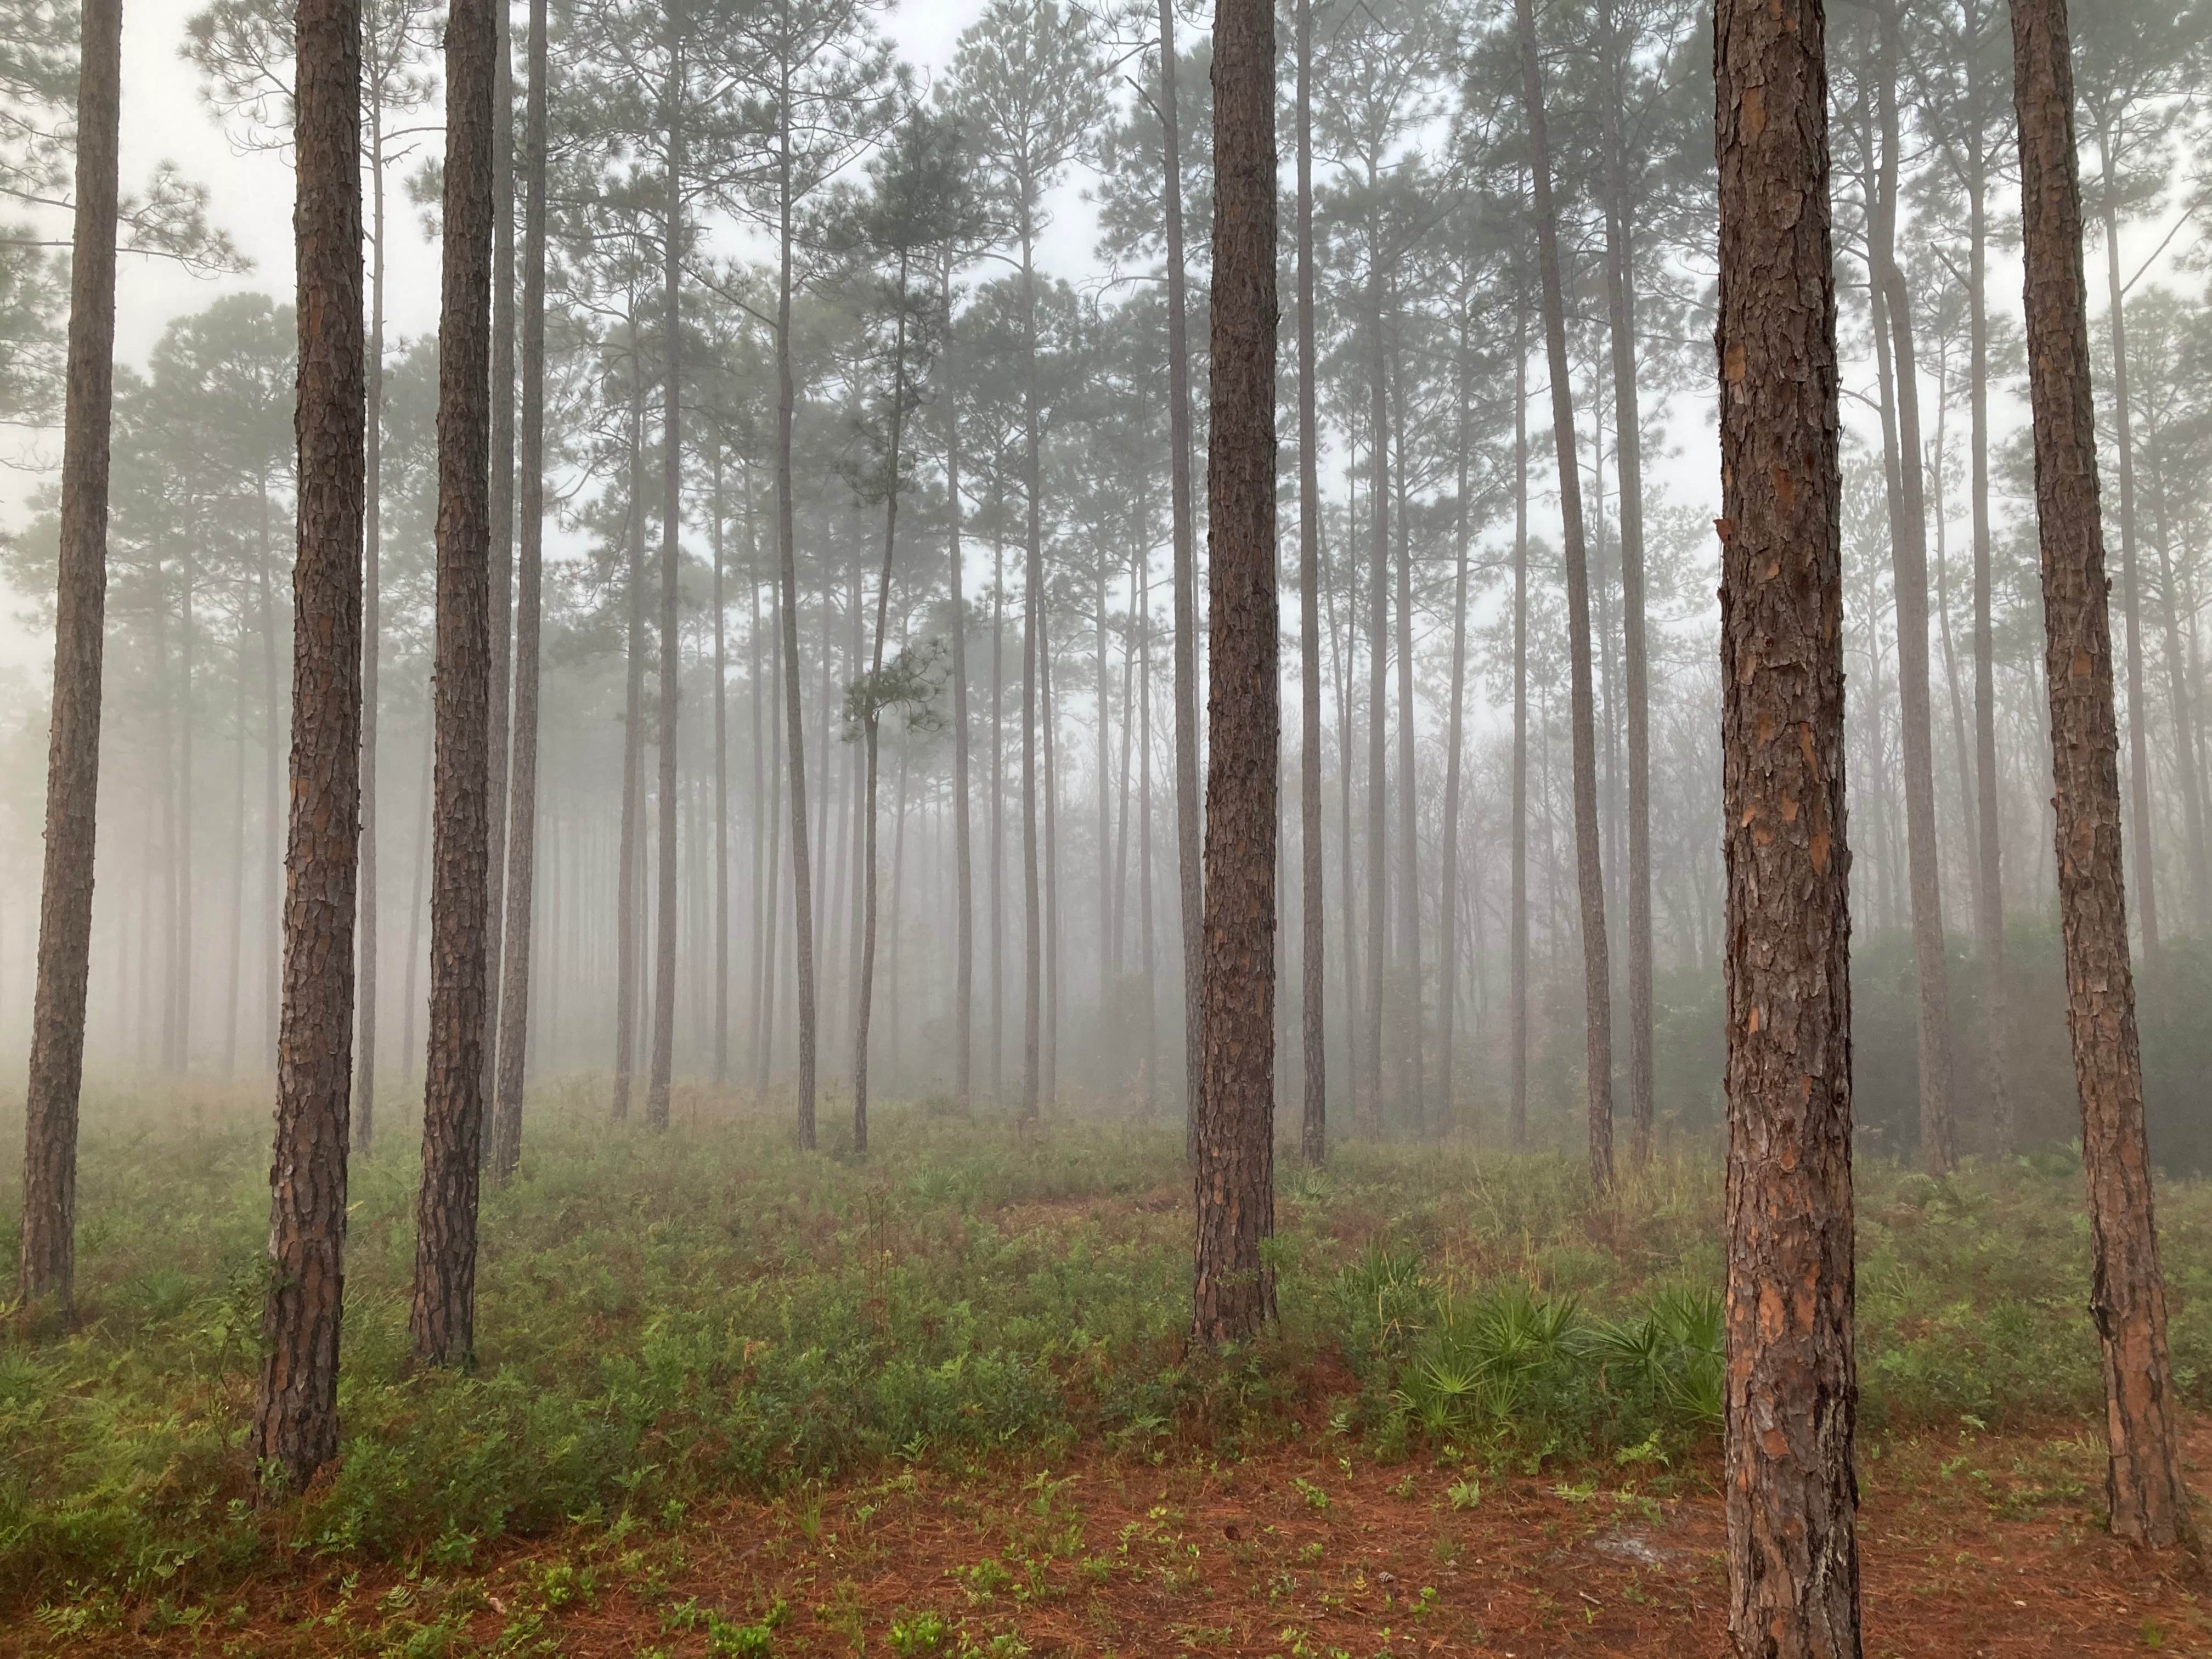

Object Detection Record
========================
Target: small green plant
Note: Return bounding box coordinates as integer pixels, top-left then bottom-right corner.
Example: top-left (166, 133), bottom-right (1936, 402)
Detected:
top-left (1447, 1476), bottom-right (1482, 1511)
top-left (1293, 1477), bottom-right (1330, 1512)
top-left (888, 1609), bottom-right (955, 1656)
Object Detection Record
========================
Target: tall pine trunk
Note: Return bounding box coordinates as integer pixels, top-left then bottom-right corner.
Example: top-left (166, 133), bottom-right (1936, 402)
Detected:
top-left (1874, 2), bottom-right (1957, 1173)
top-left (357, 93), bottom-right (389, 1154)
top-left (613, 356), bottom-right (645, 1119)
top-left (647, 24), bottom-right (684, 1132)
top-left (1510, 278), bottom-right (1530, 1150)
top-left (17, 0), bottom-right (121, 1316)
top-left (491, 0), bottom-right (548, 1182)
top-left (255, 0), bottom-right (364, 1481)
top-left (944, 257), bottom-right (974, 1114)
top-left (1294, 0), bottom-right (1324, 1165)
top-left (1599, 2), bottom-right (1655, 1161)
top-left (1192, 0), bottom-right (1277, 1347)
top-left (482, 0), bottom-right (516, 1127)
top-left (775, 32), bottom-right (820, 1147)
top-left (1716, 3), bottom-right (1862, 1647)
top-left (2010, 0), bottom-right (2190, 1550)
top-left (411, 0), bottom-right (496, 1368)
top-left (1517, 0), bottom-right (1613, 1187)
top-left (1159, 0), bottom-right (1203, 1153)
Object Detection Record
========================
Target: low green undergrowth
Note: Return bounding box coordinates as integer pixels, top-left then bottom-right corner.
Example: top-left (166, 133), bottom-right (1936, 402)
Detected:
top-left (3, 1077), bottom-right (2210, 1612)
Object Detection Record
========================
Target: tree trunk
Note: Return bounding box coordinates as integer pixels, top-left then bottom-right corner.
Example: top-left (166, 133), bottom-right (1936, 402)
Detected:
top-left (255, 0), bottom-right (363, 1480)
top-left (411, 0), bottom-right (496, 1368)
top-left (491, 0), bottom-right (548, 1183)
top-left (647, 26), bottom-right (684, 1133)
top-left (358, 92), bottom-right (388, 1154)
top-left (854, 274), bottom-right (910, 1153)
top-left (613, 357), bottom-right (645, 1120)
top-left (1517, 0), bottom-right (1613, 1188)
top-left (1159, 0), bottom-right (1203, 1153)
top-left (17, 0), bottom-right (121, 1317)
top-left (1510, 276), bottom-right (1530, 1150)
top-left (1193, 0), bottom-right (1277, 1347)
top-left (2098, 169), bottom-right (2159, 973)
top-left (1439, 297), bottom-right (1472, 1142)
top-left (1599, 8), bottom-right (1655, 1161)
top-left (1963, 93), bottom-right (2012, 1144)
top-left (1715, 4), bottom-right (1863, 1649)
top-left (2010, 0), bottom-right (2190, 1550)
top-left (711, 442), bottom-right (727, 1084)
top-left (1020, 220), bottom-right (1044, 1126)
top-left (775, 35), bottom-right (820, 1147)
top-left (482, 0), bottom-right (515, 1135)
top-left (1295, 0), bottom-right (1324, 1165)
top-left (1391, 315), bottom-right (1422, 1133)
top-left (944, 257), bottom-right (974, 1115)
top-left (1363, 284), bottom-right (1389, 1138)
top-left (1874, 1), bottom-right (1957, 1174)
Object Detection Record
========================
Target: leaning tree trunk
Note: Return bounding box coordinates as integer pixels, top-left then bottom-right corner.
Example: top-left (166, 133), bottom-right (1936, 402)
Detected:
top-left (254, 0), bottom-right (364, 1483)
top-left (17, 0), bottom-right (121, 1318)
top-left (1517, 0), bottom-right (1614, 1189)
top-left (1159, 0), bottom-right (1204, 1154)
top-left (1192, 0), bottom-right (1278, 1348)
top-left (491, 0), bottom-right (549, 1184)
top-left (2010, 0), bottom-right (2190, 1551)
top-left (1716, 3), bottom-right (1863, 1651)
top-left (410, 0), bottom-right (496, 1370)
top-left (646, 27), bottom-right (684, 1133)
top-left (1294, 0), bottom-right (1325, 1166)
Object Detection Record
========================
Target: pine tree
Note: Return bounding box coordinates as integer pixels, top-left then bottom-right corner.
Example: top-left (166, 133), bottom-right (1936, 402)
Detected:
top-left (1716, 1), bottom-right (1862, 1648)
top-left (255, 0), bottom-right (364, 1483)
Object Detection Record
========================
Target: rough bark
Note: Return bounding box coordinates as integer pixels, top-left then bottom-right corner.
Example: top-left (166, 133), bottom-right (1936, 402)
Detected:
top-left (17, 0), bottom-right (121, 1317)
top-left (1193, 0), bottom-right (1277, 1347)
top-left (492, 0), bottom-right (548, 1183)
top-left (411, 0), bottom-right (496, 1369)
top-left (1517, 0), bottom-right (1613, 1189)
top-left (1715, 4), bottom-right (1863, 1650)
top-left (252, 0), bottom-right (363, 1487)
top-left (2010, 0), bottom-right (2190, 1551)
top-left (1295, 0), bottom-right (1324, 1166)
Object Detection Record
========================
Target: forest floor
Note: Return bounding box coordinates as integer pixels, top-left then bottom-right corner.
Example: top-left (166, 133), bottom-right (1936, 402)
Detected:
top-left (5, 1418), bottom-right (2207, 1656)
top-left (8, 1082), bottom-right (2212, 1655)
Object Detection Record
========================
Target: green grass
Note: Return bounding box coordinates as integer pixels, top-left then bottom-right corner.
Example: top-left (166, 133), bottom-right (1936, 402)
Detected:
top-left (3, 1077), bottom-right (2211, 1612)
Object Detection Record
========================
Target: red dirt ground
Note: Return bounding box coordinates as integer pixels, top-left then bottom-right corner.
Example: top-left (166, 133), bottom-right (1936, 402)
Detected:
top-left (12, 1420), bottom-right (2210, 1656)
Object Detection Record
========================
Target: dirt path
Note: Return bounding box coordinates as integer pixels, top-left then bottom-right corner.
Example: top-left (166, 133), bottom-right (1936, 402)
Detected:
top-left (12, 1423), bottom-right (2209, 1656)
